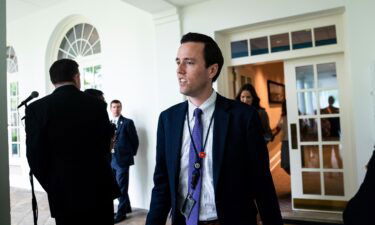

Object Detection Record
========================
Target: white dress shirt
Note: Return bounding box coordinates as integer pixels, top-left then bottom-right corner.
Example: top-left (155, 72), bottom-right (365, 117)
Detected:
top-left (178, 90), bottom-right (217, 221)
top-left (111, 116), bottom-right (120, 128)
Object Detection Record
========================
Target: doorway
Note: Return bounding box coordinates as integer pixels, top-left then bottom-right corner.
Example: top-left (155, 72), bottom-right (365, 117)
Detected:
top-left (230, 61), bottom-right (292, 210)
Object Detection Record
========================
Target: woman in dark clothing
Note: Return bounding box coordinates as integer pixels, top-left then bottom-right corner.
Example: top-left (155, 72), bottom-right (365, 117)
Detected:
top-left (236, 83), bottom-right (273, 143)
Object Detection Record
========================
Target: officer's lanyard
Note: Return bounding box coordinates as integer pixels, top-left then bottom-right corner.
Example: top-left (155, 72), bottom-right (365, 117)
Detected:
top-left (186, 108), bottom-right (215, 176)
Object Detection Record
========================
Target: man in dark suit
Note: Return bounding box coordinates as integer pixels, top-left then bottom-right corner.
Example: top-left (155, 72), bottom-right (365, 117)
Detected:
top-left (25, 59), bottom-right (115, 225)
top-left (343, 150), bottom-right (375, 225)
top-left (110, 99), bottom-right (139, 223)
top-left (146, 33), bottom-right (282, 225)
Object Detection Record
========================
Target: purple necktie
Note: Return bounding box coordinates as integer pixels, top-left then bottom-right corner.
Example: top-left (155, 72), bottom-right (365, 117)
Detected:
top-left (187, 108), bottom-right (203, 225)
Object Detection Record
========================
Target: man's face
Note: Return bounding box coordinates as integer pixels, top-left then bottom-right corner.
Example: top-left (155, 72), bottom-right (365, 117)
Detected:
top-left (176, 42), bottom-right (216, 98)
top-left (110, 103), bottom-right (122, 117)
top-left (73, 72), bottom-right (81, 89)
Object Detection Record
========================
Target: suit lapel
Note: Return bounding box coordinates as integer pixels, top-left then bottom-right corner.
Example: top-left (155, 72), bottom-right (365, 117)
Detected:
top-left (169, 101), bottom-right (188, 195)
top-left (213, 94), bottom-right (230, 192)
top-left (116, 116), bottom-right (125, 135)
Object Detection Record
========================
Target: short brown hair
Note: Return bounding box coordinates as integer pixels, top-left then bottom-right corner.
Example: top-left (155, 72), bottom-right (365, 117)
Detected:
top-left (110, 99), bottom-right (122, 107)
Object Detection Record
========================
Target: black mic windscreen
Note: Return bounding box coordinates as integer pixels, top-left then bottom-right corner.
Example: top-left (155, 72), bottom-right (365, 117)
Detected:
top-left (31, 91), bottom-right (39, 98)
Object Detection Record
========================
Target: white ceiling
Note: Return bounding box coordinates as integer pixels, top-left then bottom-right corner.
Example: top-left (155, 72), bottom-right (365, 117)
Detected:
top-left (7, 0), bottom-right (210, 22)
top-left (120, 0), bottom-right (210, 14)
top-left (166, 0), bottom-right (210, 7)
top-left (7, 0), bottom-right (65, 22)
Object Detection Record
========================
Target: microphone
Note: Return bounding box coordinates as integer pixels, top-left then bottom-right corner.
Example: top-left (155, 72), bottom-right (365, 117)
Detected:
top-left (17, 91), bottom-right (39, 109)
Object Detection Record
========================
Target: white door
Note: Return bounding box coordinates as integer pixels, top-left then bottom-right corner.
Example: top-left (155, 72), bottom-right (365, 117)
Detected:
top-left (284, 53), bottom-right (351, 211)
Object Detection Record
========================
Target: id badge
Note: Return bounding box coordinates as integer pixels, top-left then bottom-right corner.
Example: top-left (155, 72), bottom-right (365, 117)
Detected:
top-left (180, 194), bottom-right (196, 219)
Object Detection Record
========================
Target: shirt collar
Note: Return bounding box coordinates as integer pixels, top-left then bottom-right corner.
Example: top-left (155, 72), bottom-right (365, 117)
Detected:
top-left (112, 116), bottom-right (120, 121)
top-left (187, 90), bottom-right (217, 122)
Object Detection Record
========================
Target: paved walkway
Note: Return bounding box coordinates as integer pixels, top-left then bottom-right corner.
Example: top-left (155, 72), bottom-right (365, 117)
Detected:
top-left (10, 187), bottom-right (342, 225)
top-left (10, 187), bottom-right (164, 225)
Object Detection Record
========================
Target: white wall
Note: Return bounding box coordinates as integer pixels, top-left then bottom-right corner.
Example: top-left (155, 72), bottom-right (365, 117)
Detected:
top-left (7, 0), bottom-right (158, 209)
top-left (180, 0), bottom-right (344, 36)
top-left (344, 0), bottom-right (375, 186)
top-left (0, 0), bottom-right (11, 223)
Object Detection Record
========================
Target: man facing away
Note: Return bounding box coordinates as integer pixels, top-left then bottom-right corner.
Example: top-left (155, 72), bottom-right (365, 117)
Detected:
top-left (146, 33), bottom-right (282, 225)
top-left (110, 100), bottom-right (139, 223)
top-left (25, 59), bottom-right (115, 225)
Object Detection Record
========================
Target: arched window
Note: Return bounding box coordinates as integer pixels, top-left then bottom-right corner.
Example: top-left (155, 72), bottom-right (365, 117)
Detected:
top-left (6, 46), bottom-right (21, 158)
top-left (57, 23), bottom-right (102, 90)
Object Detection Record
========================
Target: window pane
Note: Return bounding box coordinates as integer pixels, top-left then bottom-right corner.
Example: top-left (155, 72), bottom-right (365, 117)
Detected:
top-left (11, 113), bottom-right (19, 126)
top-left (6, 46), bottom-right (19, 73)
top-left (317, 62), bottom-right (337, 88)
top-left (92, 41), bottom-right (101, 55)
top-left (301, 145), bottom-right (320, 168)
top-left (270, 33), bottom-right (290, 53)
top-left (302, 172), bottom-right (321, 195)
top-left (231, 40), bottom-right (248, 58)
top-left (10, 82), bottom-right (18, 96)
top-left (296, 65), bottom-right (314, 90)
top-left (82, 24), bottom-right (94, 40)
top-left (298, 91), bottom-right (317, 115)
top-left (74, 24), bottom-right (84, 40)
top-left (89, 28), bottom-right (100, 46)
top-left (321, 117), bottom-right (341, 141)
top-left (299, 118), bottom-right (318, 142)
top-left (292, 29), bottom-right (313, 49)
top-left (320, 90), bottom-right (339, 114)
top-left (59, 37), bottom-right (70, 53)
top-left (314, 25), bottom-right (337, 47)
top-left (58, 50), bottom-right (67, 59)
top-left (12, 143), bottom-right (20, 156)
top-left (250, 36), bottom-right (268, 55)
top-left (66, 29), bottom-right (76, 49)
top-left (11, 128), bottom-right (19, 142)
top-left (324, 172), bottom-right (344, 196)
top-left (323, 145), bottom-right (343, 169)
top-left (11, 98), bottom-right (18, 111)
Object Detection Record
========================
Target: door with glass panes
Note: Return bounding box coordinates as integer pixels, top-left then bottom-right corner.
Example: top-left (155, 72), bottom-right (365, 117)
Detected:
top-left (284, 54), bottom-right (349, 211)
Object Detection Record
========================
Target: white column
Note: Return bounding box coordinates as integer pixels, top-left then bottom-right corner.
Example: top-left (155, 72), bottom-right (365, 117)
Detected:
top-left (153, 8), bottom-right (183, 111)
top-left (344, 0), bottom-right (375, 187)
top-left (141, 8), bottom-right (182, 209)
top-left (0, 0), bottom-right (11, 223)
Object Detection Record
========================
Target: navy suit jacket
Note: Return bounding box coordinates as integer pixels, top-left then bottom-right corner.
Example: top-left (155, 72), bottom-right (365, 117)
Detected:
top-left (343, 150), bottom-right (375, 225)
top-left (112, 115), bottom-right (139, 168)
top-left (146, 94), bottom-right (282, 225)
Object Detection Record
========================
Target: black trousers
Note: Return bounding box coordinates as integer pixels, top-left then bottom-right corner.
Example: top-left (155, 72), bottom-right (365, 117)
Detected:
top-left (112, 165), bottom-right (131, 216)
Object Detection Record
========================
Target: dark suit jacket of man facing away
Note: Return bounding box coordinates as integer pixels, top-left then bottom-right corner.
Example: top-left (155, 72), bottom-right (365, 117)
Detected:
top-left (343, 150), bottom-right (375, 225)
top-left (146, 94), bottom-right (282, 225)
top-left (112, 115), bottom-right (139, 167)
top-left (25, 85), bottom-right (115, 220)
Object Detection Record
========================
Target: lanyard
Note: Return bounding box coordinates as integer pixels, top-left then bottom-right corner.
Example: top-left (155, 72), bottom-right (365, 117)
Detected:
top-left (186, 108), bottom-right (214, 191)
top-left (186, 108), bottom-right (215, 166)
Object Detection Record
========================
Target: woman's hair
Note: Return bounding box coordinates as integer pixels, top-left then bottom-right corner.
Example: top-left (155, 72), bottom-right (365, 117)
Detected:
top-left (235, 83), bottom-right (262, 109)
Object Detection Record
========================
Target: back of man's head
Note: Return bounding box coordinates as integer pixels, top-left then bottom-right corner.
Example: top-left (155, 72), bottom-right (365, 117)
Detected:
top-left (84, 89), bottom-right (105, 101)
top-left (49, 59), bottom-right (79, 84)
top-left (180, 32), bottom-right (224, 82)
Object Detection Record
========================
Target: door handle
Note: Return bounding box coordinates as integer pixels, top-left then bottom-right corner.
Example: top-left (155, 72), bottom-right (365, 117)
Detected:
top-left (291, 123), bottom-right (298, 149)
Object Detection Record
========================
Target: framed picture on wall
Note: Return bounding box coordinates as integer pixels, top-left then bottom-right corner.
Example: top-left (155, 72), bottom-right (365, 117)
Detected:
top-left (267, 80), bottom-right (285, 104)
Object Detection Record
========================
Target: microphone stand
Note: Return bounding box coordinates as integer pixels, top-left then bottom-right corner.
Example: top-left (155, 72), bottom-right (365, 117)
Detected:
top-left (23, 103), bottom-right (38, 225)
